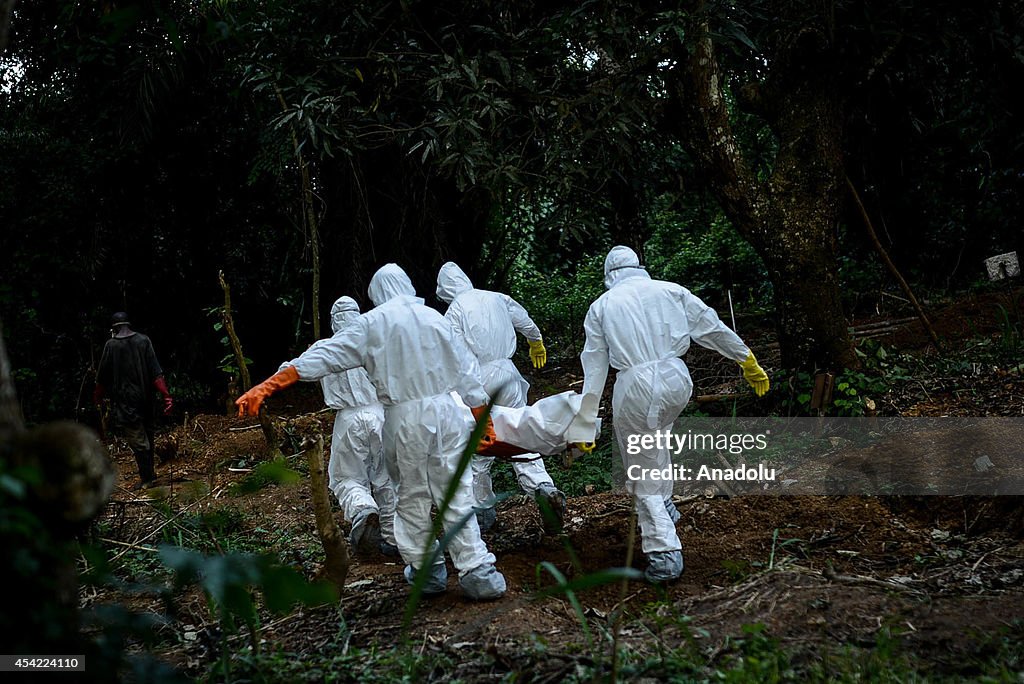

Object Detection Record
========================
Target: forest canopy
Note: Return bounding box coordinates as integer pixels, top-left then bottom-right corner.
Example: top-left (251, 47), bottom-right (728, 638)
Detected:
top-left (1, 0), bottom-right (1022, 420)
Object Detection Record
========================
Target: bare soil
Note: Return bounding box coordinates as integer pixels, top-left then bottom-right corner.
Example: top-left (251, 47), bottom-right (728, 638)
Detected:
top-left (91, 294), bottom-right (1024, 679)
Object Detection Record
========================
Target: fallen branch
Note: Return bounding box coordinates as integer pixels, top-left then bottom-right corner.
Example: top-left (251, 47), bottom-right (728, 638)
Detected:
top-left (694, 393), bottom-right (743, 404)
top-left (590, 506), bottom-right (632, 521)
top-left (845, 175), bottom-right (941, 350)
top-left (670, 493), bottom-right (702, 506)
top-left (850, 317), bottom-right (917, 333)
top-left (98, 538), bottom-right (160, 553)
top-left (970, 545), bottom-right (1007, 573)
top-left (822, 564), bottom-right (924, 594)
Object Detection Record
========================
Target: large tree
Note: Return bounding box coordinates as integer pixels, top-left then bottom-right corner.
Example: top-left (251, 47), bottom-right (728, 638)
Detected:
top-left (665, 3), bottom-right (856, 370)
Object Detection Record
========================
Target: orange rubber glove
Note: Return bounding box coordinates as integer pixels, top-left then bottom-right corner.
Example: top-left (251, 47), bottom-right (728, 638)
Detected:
top-left (236, 366), bottom-right (300, 417)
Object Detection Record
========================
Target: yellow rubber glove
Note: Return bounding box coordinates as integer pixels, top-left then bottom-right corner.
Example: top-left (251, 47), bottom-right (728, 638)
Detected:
top-left (571, 441), bottom-right (595, 454)
top-left (739, 351), bottom-right (770, 397)
top-left (236, 366), bottom-right (300, 416)
top-left (528, 339), bottom-right (547, 369)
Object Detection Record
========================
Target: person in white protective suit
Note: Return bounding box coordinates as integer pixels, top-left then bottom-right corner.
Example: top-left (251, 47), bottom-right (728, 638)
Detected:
top-left (319, 296), bottom-right (398, 557)
top-left (237, 264), bottom-right (506, 600)
top-left (436, 262), bottom-right (566, 533)
top-left (580, 246), bottom-right (770, 582)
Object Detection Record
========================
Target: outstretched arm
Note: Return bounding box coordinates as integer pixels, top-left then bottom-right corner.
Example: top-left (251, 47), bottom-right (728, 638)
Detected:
top-left (238, 321), bottom-right (369, 416)
top-left (287, 319), bottom-right (368, 381)
top-left (680, 288), bottom-right (749, 361)
top-left (680, 288), bottom-right (769, 396)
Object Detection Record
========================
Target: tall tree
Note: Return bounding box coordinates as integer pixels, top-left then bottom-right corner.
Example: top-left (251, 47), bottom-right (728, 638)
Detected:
top-left (665, 3), bottom-right (856, 370)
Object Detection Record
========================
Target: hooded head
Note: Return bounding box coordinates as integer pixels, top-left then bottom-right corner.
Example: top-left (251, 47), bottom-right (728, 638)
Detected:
top-left (329, 296), bottom-right (361, 334)
top-left (436, 262), bottom-right (474, 304)
top-left (368, 263), bottom-right (417, 307)
top-left (603, 245), bottom-right (649, 289)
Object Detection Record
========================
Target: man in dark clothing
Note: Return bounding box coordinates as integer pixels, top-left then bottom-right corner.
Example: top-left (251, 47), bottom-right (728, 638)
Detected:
top-left (94, 312), bottom-right (173, 487)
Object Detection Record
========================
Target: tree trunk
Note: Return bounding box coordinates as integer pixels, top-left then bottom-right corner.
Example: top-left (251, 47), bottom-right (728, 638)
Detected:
top-left (274, 85), bottom-right (322, 341)
top-left (668, 14), bottom-right (858, 371)
top-left (761, 234), bottom-right (858, 370)
top-left (760, 80), bottom-right (859, 370)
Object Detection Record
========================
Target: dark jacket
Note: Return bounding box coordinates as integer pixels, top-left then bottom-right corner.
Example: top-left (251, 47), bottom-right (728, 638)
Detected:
top-left (97, 332), bottom-right (163, 423)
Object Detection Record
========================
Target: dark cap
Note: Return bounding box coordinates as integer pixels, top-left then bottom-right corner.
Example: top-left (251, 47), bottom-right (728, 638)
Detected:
top-left (111, 311), bottom-right (131, 327)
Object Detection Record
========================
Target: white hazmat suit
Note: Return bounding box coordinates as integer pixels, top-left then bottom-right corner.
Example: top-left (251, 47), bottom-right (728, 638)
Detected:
top-left (436, 262), bottom-right (564, 531)
top-left (319, 296), bottom-right (397, 554)
top-left (284, 265), bottom-right (505, 599)
top-left (580, 246), bottom-right (752, 581)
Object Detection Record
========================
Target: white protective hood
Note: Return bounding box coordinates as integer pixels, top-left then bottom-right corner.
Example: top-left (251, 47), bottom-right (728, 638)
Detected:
top-left (368, 263), bottom-right (419, 306)
top-left (604, 245), bottom-right (650, 289)
top-left (436, 262), bottom-right (474, 304)
top-left (330, 296), bottom-right (361, 334)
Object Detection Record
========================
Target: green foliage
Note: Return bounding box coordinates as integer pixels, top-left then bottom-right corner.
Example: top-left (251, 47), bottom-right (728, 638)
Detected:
top-left (836, 251), bottom-right (886, 314)
top-left (160, 544), bottom-right (337, 678)
top-left (491, 438), bottom-right (614, 499)
top-left (229, 459), bottom-right (302, 496)
top-left (534, 560), bottom-right (645, 660)
top-left (505, 196), bottom-right (771, 360)
top-left (717, 623), bottom-right (794, 682)
top-left (783, 340), bottom-right (911, 416)
top-left (508, 254), bottom-right (604, 359)
top-left (721, 558), bottom-right (754, 582)
top-left (206, 306), bottom-right (253, 380)
top-left (645, 196), bottom-right (771, 307)
top-left (158, 507), bottom-right (275, 556)
top-left (0, 459), bottom-right (75, 653)
top-left (214, 644), bottom-right (457, 684)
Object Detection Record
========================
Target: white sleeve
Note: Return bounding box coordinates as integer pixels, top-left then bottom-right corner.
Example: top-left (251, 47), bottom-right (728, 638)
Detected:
top-left (681, 288), bottom-right (749, 362)
top-left (445, 301), bottom-right (466, 338)
top-left (576, 304), bottom-right (608, 438)
top-left (288, 319), bottom-right (369, 381)
top-left (580, 304), bottom-right (610, 404)
top-left (502, 294), bottom-right (542, 342)
top-left (278, 337), bottom-right (331, 374)
top-left (450, 330), bottom-right (488, 407)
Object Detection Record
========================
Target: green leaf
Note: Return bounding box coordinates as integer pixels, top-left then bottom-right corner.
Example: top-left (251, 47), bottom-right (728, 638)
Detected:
top-left (534, 566), bottom-right (644, 597)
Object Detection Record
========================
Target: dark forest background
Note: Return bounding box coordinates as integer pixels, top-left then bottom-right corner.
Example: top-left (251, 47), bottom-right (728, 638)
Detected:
top-left (2, 0), bottom-right (1022, 421)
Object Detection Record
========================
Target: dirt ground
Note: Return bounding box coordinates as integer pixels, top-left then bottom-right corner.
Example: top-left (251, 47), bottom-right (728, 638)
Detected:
top-left (91, 295), bottom-right (1024, 679)
top-left (98, 424), bottom-right (1024, 678)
